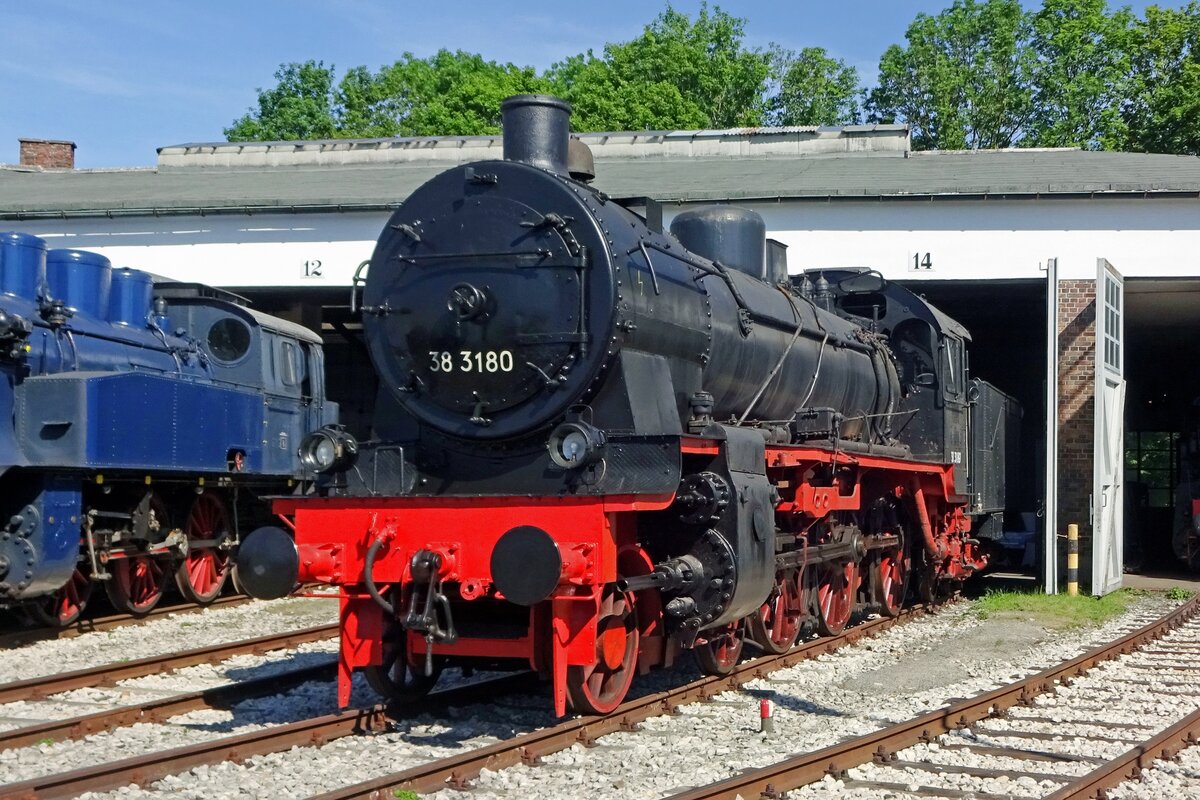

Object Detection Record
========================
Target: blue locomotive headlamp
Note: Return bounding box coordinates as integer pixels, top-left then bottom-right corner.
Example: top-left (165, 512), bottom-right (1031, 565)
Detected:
top-left (299, 425), bottom-right (359, 474)
top-left (547, 420), bottom-right (606, 470)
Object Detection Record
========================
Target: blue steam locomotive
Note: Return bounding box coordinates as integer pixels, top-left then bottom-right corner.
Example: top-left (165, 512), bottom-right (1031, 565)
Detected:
top-left (0, 232), bottom-right (336, 625)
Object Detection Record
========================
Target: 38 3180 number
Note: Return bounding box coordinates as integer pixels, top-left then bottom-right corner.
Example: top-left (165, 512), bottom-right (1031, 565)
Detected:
top-left (429, 350), bottom-right (515, 373)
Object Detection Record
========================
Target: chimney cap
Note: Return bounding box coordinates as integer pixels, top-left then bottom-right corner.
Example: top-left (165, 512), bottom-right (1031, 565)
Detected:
top-left (18, 137), bottom-right (77, 148)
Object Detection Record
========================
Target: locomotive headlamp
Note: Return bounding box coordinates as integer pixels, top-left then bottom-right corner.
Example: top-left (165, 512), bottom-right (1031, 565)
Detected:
top-left (299, 425), bottom-right (359, 474)
top-left (547, 421), bottom-right (605, 470)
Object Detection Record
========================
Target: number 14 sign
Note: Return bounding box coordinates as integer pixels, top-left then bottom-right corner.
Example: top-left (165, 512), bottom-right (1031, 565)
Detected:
top-left (909, 252), bottom-right (933, 272)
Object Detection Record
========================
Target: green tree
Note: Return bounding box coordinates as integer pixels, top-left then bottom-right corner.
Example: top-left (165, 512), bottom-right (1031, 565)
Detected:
top-left (549, 3), bottom-right (770, 130)
top-left (867, 0), bottom-right (1036, 150)
top-left (769, 46), bottom-right (862, 126)
top-left (367, 50), bottom-right (551, 136)
top-left (227, 52), bottom-right (549, 140)
top-left (1122, 2), bottom-right (1200, 155)
top-left (226, 61), bottom-right (340, 141)
top-left (1026, 0), bottom-right (1134, 149)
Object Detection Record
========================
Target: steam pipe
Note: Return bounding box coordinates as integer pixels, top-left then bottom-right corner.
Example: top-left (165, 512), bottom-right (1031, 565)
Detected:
top-left (910, 477), bottom-right (945, 560)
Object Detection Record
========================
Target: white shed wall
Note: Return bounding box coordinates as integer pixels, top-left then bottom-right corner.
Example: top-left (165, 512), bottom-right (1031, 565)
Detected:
top-left (14, 195), bottom-right (1200, 288)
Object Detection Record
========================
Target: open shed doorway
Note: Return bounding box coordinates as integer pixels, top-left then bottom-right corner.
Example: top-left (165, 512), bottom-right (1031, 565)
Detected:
top-left (897, 278), bottom-right (1046, 577)
top-left (1124, 279), bottom-right (1200, 577)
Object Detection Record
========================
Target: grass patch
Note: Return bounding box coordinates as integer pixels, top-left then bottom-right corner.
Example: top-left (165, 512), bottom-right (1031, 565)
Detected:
top-left (1166, 587), bottom-right (1194, 601)
top-left (973, 588), bottom-right (1141, 630)
top-left (393, 791), bottom-right (419, 800)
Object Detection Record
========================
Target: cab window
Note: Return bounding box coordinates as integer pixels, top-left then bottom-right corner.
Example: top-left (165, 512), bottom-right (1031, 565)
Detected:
top-left (279, 340), bottom-right (304, 387)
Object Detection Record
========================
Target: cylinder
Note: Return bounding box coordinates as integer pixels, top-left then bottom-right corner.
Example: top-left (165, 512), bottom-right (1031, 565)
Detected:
top-left (107, 267), bottom-right (153, 327)
top-left (670, 206), bottom-right (767, 280)
top-left (46, 248), bottom-right (112, 319)
top-left (0, 232), bottom-right (47, 302)
top-left (501, 94), bottom-right (572, 175)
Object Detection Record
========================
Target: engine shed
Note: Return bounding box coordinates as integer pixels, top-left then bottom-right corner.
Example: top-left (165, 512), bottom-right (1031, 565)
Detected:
top-left (4, 126), bottom-right (1200, 593)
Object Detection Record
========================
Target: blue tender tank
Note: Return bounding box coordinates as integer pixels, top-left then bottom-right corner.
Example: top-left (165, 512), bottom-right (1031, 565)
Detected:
top-left (0, 234), bottom-right (338, 624)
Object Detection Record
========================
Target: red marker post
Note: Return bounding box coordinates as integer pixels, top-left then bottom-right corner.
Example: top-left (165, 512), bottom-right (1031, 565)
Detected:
top-left (759, 697), bottom-right (775, 734)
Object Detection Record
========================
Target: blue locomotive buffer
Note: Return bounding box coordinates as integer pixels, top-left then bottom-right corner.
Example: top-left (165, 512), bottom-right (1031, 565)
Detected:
top-left (0, 232), bottom-right (337, 607)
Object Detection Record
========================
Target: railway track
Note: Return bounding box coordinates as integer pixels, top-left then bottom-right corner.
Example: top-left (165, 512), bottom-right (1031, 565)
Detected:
top-left (0, 622), bottom-right (337, 705)
top-left (657, 595), bottom-right (1200, 800)
top-left (0, 606), bottom-right (928, 800)
top-left (0, 594), bottom-right (251, 649)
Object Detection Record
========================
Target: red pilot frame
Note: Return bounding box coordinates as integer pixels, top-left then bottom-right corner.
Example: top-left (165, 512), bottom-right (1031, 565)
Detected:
top-left (272, 493), bottom-right (672, 717)
top-left (271, 435), bottom-right (984, 717)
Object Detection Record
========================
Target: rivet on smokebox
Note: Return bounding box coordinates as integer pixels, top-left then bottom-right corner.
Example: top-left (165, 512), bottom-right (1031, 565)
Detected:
top-left (759, 697), bottom-right (775, 734)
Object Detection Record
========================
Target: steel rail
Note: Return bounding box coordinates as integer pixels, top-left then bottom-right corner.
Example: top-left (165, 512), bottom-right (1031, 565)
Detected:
top-left (1044, 705), bottom-right (1200, 799)
top-left (0, 673), bottom-right (538, 800)
top-left (0, 661), bottom-right (335, 750)
top-left (0, 605), bottom-right (931, 800)
top-left (0, 595), bottom-right (252, 649)
top-left (0, 623), bottom-right (337, 705)
top-left (662, 596), bottom-right (1200, 800)
top-left (306, 605), bottom-right (934, 800)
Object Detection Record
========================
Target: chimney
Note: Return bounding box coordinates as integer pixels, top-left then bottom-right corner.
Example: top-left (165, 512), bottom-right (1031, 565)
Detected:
top-left (500, 95), bottom-right (571, 175)
top-left (19, 138), bottom-right (76, 169)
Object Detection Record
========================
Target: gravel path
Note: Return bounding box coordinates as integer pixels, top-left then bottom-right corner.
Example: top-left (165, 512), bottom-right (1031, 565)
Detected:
top-left (17, 593), bottom-right (1172, 800)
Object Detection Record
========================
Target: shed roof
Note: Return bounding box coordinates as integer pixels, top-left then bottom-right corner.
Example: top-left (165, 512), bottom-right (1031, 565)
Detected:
top-left (3, 143), bottom-right (1200, 220)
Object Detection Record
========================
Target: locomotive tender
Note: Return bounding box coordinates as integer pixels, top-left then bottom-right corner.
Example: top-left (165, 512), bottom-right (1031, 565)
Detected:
top-left (238, 95), bottom-right (1017, 715)
top-left (0, 232), bottom-right (337, 625)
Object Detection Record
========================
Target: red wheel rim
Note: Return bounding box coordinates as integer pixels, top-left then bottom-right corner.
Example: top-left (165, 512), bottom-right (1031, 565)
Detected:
top-left (708, 622), bottom-right (743, 670)
top-left (31, 567), bottom-right (92, 627)
top-left (695, 618), bottom-right (745, 675)
top-left (816, 561), bottom-right (856, 636)
top-left (875, 547), bottom-right (906, 617)
top-left (567, 587), bottom-right (639, 714)
top-left (176, 493), bottom-right (230, 604)
top-left (109, 555), bottom-right (166, 614)
top-left (750, 574), bottom-right (800, 654)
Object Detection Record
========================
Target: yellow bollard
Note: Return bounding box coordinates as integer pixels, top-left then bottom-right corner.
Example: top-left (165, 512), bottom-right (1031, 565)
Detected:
top-left (1066, 523), bottom-right (1080, 596)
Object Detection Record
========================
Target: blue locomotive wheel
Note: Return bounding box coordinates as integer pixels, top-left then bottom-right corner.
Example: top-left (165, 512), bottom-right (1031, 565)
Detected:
top-left (105, 495), bottom-right (171, 616)
top-left (24, 566), bottom-right (92, 628)
top-left (174, 493), bottom-right (231, 605)
top-left (105, 555), bottom-right (168, 616)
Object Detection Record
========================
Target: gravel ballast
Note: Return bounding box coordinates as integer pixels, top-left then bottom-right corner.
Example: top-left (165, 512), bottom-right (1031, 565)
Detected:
top-left (9, 593), bottom-right (1175, 800)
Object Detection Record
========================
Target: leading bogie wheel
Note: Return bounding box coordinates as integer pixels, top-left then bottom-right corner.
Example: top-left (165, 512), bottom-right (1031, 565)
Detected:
top-left (175, 492), bottom-right (232, 605)
top-left (364, 625), bottom-right (442, 702)
top-left (747, 573), bottom-right (801, 654)
top-left (105, 495), bottom-right (171, 616)
top-left (694, 618), bottom-right (745, 675)
top-left (816, 560), bottom-right (857, 636)
top-left (567, 584), bottom-right (640, 714)
top-left (24, 566), bottom-right (93, 627)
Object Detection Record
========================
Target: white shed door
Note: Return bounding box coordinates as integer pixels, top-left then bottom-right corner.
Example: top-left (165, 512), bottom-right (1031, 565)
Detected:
top-left (1092, 258), bottom-right (1125, 596)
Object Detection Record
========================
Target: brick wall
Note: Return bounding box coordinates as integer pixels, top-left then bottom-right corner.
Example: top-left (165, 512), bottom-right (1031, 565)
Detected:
top-left (1057, 279), bottom-right (1096, 534)
top-left (18, 138), bottom-right (75, 169)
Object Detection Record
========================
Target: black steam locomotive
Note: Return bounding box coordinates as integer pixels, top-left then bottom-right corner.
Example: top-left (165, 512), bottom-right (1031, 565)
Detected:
top-left (238, 95), bottom-right (1018, 715)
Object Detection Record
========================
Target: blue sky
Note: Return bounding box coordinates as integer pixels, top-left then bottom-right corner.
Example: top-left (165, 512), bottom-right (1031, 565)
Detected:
top-left (0, 0), bottom-right (1164, 168)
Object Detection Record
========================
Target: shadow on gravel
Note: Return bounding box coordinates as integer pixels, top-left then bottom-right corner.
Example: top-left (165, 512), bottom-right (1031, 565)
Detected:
top-left (221, 650), bottom-right (336, 683)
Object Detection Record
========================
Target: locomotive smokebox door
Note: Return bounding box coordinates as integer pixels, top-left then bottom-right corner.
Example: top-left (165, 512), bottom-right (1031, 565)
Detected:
top-left (364, 167), bottom-right (616, 441)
